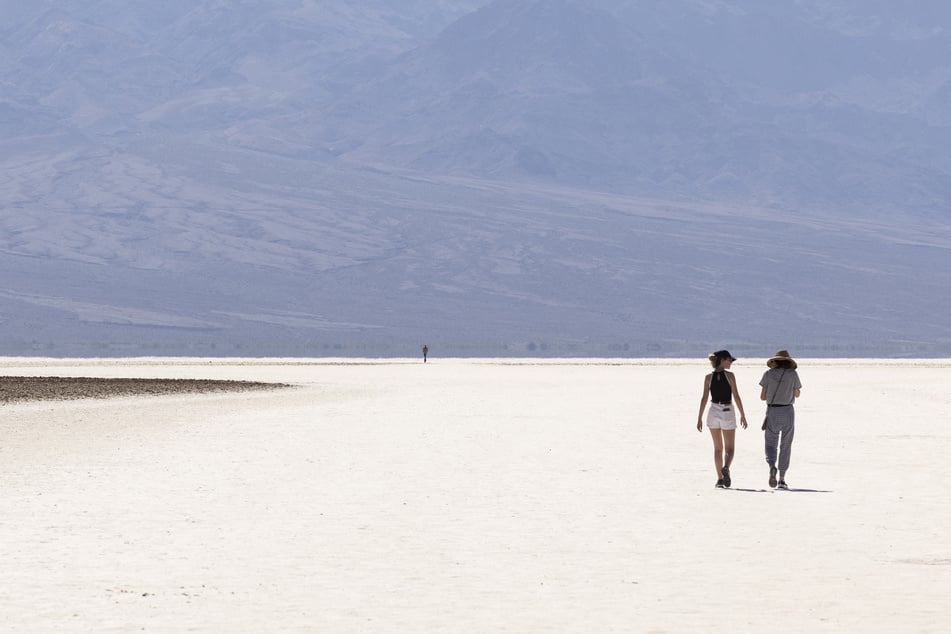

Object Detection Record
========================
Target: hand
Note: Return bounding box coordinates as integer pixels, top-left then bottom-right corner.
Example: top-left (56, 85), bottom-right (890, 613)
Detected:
top-left (740, 416), bottom-right (748, 429)
top-left (697, 419), bottom-right (703, 432)
top-left (761, 419), bottom-right (768, 431)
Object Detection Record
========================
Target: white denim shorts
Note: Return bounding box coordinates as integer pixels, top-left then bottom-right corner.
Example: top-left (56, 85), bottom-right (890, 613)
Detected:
top-left (706, 402), bottom-right (737, 430)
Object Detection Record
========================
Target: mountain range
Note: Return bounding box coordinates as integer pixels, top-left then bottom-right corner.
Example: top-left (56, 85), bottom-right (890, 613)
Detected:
top-left (2, 0), bottom-right (950, 357)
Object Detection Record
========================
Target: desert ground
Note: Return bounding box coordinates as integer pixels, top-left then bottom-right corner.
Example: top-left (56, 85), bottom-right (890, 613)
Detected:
top-left (1, 357), bottom-right (948, 632)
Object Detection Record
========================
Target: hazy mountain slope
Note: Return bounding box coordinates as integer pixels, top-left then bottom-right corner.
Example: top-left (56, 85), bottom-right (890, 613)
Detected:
top-left (332, 0), bottom-right (951, 210)
top-left (0, 0), bottom-right (484, 140)
top-left (1, 0), bottom-right (950, 356)
top-left (3, 140), bottom-right (948, 356)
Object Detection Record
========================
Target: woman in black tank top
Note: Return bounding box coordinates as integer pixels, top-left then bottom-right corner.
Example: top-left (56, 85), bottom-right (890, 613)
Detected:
top-left (697, 350), bottom-right (748, 488)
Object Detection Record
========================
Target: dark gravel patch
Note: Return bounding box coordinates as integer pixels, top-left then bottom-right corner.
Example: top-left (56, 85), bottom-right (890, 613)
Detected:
top-left (0, 376), bottom-right (291, 404)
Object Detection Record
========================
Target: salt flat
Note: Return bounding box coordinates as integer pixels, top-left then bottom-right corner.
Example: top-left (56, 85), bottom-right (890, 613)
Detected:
top-left (0, 358), bottom-right (948, 632)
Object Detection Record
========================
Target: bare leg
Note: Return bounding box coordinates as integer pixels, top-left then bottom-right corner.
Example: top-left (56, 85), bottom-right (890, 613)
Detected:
top-left (708, 428), bottom-right (724, 478)
top-left (722, 429), bottom-right (736, 468)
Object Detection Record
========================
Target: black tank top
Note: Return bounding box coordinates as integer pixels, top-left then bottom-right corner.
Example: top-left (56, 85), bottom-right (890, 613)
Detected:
top-left (709, 371), bottom-right (732, 404)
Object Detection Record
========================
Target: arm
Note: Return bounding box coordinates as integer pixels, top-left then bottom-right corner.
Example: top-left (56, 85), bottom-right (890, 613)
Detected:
top-left (760, 386), bottom-right (767, 401)
top-left (697, 374), bottom-right (710, 432)
top-left (728, 372), bottom-right (748, 429)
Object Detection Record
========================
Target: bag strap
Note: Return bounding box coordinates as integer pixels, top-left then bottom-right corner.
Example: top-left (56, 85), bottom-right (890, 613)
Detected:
top-left (768, 369), bottom-right (787, 405)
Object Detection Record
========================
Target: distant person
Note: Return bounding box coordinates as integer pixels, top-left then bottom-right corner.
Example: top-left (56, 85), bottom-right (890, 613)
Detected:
top-left (759, 350), bottom-right (802, 490)
top-left (697, 350), bottom-right (748, 488)
top-left (422, 345), bottom-right (428, 363)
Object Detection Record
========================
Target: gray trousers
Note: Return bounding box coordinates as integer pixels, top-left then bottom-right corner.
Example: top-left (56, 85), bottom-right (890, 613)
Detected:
top-left (764, 405), bottom-right (795, 475)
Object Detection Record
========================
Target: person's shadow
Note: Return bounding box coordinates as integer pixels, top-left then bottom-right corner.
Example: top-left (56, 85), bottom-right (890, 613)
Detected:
top-left (730, 487), bottom-right (833, 493)
top-left (778, 487), bottom-right (833, 493)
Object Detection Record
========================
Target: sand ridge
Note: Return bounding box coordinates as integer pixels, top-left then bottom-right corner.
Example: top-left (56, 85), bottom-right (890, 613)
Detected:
top-left (0, 375), bottom-right (291, 403)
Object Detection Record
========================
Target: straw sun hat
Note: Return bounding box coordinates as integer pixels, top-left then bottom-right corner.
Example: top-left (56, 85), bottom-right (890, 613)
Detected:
top-left (767, 350), bottom-right (797, 369)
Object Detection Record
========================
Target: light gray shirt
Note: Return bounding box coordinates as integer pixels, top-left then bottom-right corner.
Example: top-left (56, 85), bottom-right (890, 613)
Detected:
top-left (759, 368), bottom-right (802, 405)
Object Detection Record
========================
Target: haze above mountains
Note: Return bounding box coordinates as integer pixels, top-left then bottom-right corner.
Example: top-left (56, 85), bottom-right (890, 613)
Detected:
top-left (2, 0), bottom-right (950, 357)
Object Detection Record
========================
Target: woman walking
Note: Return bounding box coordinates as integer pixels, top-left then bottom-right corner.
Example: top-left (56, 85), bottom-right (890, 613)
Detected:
top-left (697, 350), bottom-right (748, 488)
top-left (759, 350), bottom-right (802, 490)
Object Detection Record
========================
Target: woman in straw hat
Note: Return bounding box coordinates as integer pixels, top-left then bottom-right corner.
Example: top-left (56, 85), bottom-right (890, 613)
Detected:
top-left (697, 349), bottom-right (748, 488)
top-left (759, 350), bottom-right (802, 490)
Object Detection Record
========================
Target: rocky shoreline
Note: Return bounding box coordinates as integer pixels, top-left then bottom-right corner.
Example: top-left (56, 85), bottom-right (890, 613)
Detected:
top-left (0, 376), bottom-right (291, 404)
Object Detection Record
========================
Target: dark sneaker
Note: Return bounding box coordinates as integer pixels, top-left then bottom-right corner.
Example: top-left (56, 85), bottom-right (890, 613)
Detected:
top-left (721, 465), bottom-right (731, 488)
top-left (777, 481), bottom-right (789, 490)
top-left (716, 479), bottom-right (725, 488)
top-left (769, 466), bottom-right (778, 488)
